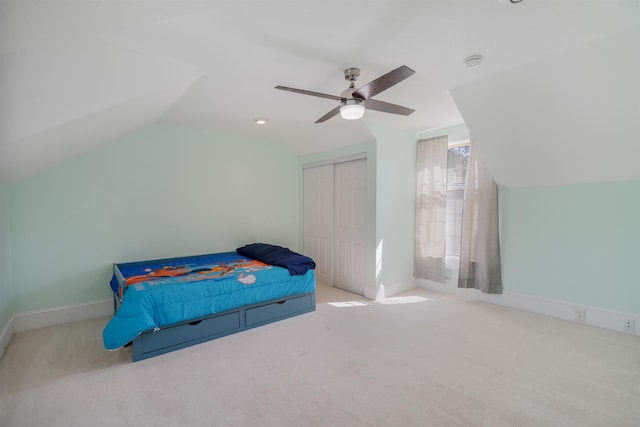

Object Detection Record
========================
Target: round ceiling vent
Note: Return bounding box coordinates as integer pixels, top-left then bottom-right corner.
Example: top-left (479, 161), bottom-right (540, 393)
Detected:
top-left (464, 55), bottom-right (483, 69)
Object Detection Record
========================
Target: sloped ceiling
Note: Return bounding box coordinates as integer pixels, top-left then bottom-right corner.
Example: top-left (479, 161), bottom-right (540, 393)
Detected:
top-left (452, 29), bottom-right (640, 187)
top-left (1, 0), bottom-right (638, 185)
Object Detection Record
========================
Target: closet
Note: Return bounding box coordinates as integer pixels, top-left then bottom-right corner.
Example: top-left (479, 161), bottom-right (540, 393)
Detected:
top-left (303, 158), bottom-right (367, 295)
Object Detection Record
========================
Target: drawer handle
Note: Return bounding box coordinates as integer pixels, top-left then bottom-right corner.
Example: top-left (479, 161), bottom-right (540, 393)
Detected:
top-left (277, 300), bottom-right (287, 305)
top-left (189, 320), bottom-right (202, 326)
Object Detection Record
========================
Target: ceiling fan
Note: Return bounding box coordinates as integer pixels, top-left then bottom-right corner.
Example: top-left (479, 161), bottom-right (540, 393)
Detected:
top-left (275, 65), bottom-right (415, 123)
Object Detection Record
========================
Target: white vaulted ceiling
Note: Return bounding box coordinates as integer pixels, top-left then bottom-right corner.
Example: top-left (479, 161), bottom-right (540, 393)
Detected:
top-left (1, 0), bottom-right (638, 186)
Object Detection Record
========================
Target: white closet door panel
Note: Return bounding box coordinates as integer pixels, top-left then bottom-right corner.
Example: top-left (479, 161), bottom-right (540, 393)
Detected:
top-left (303, 165), bottom-right (333, 285)
top-left (333, 159), bottom-right (367, 295)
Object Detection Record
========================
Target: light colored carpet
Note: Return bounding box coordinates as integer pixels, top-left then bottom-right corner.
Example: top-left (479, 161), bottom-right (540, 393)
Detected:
top-left (1, 284), bottom-right (639, 427)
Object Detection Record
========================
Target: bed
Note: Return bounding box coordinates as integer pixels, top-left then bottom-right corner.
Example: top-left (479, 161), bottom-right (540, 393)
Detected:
top-left (103, 243), bottom-right (316, 362)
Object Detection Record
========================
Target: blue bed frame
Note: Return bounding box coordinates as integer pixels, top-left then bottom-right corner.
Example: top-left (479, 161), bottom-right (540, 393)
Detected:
top-left (110, 253), bottom-right (316, 362)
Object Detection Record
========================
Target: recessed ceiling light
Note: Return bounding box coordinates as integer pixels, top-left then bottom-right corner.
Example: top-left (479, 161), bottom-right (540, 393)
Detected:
top-left (464, 55), bottom-right (483, 69)
top-left (255, 118), bottom-right (268, 125)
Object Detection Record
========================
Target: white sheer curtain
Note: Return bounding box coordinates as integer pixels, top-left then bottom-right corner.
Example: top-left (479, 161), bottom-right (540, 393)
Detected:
top-left (414, 135), bottom-right (448, 282)
top-left (457, 140), bottom-right (502, 293)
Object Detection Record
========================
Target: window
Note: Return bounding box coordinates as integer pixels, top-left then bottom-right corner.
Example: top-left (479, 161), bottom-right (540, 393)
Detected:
top-left (414, 125), bottom-right (470, 283)
top-left (445, 144), bottom-right (469, 272)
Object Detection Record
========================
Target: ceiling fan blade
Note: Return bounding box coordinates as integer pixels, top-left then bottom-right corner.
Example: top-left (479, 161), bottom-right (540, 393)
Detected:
top-left (275, 86), bottom-right (344, 101)
top-left (364, 99), bottom-right (415, 116)
top-left (315, 106), bottom-right (341, 123)
top-left (352, 65), bottom-right (415, 100)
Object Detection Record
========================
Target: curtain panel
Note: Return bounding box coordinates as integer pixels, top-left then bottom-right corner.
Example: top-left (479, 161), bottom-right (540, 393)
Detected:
top-left (457, 140), bottom-right (503, 294)
top-left (414, 136), bottom-right (448, 282)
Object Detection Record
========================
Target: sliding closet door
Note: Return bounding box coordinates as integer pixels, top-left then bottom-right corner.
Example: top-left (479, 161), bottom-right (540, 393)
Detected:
top-left (303, 158), bottom-right (367, 295)
top-left (333, 159), bottom-right (367, 295)
top-left (303, 165), bottom-right (334, 285)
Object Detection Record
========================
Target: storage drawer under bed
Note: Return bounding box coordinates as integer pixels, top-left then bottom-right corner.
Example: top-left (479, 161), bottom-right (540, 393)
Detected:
top-left (140, 311), bottom-right (240, 353)
top-left (131, 292), bottom-right (315, 361)
top-left (245, 294), bottom-right (314, 327)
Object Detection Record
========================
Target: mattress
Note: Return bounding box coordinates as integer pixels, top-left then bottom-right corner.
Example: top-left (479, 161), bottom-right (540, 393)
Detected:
top-left (103, 251), bottom-right (315, 350)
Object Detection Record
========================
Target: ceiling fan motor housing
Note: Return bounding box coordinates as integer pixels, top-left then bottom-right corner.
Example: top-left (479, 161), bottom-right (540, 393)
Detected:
top-left (344, 67), bottom-right (360, 82)
top-left (341, 67), bottom-right (362, 101)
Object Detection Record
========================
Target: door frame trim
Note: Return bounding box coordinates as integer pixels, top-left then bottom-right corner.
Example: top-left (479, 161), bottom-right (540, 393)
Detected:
top-left (302, 152), bottom-right (367, 170)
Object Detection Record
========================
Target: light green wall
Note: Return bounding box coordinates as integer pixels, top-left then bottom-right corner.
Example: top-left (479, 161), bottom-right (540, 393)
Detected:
top-left (10, 120), bottom-right (635, 320)
top-left (500, 180), bottom-right (640, 315)
top-left (367, 122), bottom-right (416, 287)
top-left (9, 123), bottom-right (301, 313)
top-left (0, 183), bottom-right (13, 327)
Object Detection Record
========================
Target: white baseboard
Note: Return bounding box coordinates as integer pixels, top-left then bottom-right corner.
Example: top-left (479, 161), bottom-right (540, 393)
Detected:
top-left (11, 299), bottom-right (113, 333)
top-left (374, 277), bottom-right (417, 300)
top-left (0, 299), bottom-right (113, 360)
top-left (418, 279), bottom-right (640, 336)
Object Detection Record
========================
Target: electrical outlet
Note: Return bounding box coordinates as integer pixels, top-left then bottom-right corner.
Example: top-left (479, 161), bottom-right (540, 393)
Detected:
top-left (575, 308), bottom-right (585, 322)
top-left (624, 319), bottom-right (635, 332)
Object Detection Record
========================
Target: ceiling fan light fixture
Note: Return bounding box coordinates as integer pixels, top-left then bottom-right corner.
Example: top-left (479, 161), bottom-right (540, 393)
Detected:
top-left (340, 102), bottom-right (365, 120)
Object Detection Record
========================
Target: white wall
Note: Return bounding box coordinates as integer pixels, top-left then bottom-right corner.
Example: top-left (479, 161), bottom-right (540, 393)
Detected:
top-left (8, 123), bottom-right (301, 313)
top-left (366, 122), bottom-right (417, 296)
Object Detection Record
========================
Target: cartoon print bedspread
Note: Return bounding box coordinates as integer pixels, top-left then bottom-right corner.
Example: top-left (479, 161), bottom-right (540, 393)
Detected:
top-left (103, 252), bottom-right (315, 350)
